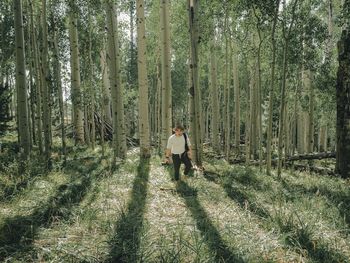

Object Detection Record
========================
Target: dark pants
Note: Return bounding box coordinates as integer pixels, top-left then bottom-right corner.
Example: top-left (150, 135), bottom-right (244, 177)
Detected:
top-left (172, 152), bottom-right (193, 181)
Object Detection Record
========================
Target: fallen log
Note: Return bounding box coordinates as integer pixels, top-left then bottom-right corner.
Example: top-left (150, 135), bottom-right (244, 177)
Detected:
top-left (223, 152), bottom-right (336, 165)
top-left (287, 163), bottom-right (336, 176)
top-left (215, 152), bottom-right (337, 176)
top-left (285, 152), bottom-right (336, 161)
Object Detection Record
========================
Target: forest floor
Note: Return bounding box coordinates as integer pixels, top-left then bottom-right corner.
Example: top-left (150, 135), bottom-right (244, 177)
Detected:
top-left (0, 135), bottom-right (349, 262)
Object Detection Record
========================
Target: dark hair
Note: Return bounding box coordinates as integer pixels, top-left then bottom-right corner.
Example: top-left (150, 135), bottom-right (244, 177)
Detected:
top-left (174, 124), bottom-right (185, 131)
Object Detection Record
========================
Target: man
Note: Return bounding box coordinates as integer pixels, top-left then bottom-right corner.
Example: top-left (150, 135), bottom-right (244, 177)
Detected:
top-left (165, 124), bottom-right (193, 182)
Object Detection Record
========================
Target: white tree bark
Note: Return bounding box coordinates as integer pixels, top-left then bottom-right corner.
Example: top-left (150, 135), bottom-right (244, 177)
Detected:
top-left (160, 0), bottom-right (172, 151)
top-left (105, 1), bottom-right (127, 159)
top-left (14, 0), bottom-right (30, 158)
top-left (69, 8), bottom-right (85, 143)
top-left (136, 0), bottom-right (151, 157)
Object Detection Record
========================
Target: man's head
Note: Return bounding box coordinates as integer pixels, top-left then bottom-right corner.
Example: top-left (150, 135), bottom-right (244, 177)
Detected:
top-left (174, 124), bottom-right (185, 136)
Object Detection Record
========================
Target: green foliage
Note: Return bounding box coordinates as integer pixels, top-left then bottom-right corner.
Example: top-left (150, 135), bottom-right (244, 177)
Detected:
top-left (0, 84), bottom-right (11, 134)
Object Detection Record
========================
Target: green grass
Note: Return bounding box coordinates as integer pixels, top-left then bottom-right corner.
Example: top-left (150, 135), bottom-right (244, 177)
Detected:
top-left (0, 141), bottom-right (349, 262)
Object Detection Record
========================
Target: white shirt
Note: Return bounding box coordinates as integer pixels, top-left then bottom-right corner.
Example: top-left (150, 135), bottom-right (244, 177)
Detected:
top-left (166, 134), bottom-right (191, 154)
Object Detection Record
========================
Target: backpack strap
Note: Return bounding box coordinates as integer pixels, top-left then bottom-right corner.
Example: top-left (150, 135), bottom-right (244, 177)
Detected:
top-left (183, 133), bottom-right (189, 152)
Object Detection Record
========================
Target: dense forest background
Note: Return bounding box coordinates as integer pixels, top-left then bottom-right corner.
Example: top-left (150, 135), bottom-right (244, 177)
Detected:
top-left (1, 0), bottom-right (349, 171)
top-left (0, 0), bottom-right (350, 262)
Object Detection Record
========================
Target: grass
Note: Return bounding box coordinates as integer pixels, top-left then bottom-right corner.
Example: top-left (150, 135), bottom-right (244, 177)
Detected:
top-left (0, 138), bottom-right (349, 262)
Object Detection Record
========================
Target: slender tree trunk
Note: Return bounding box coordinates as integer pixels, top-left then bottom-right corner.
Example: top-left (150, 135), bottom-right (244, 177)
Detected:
top-left (69, 7), bottom-right (85, 144)
top-left (255, 33), bottom-right (263, 168)
top-left (53, 26), bottom-right (66, 162)
top-left (297, 110), bottom-right (304, 153)
top-left (319, 125), bottom-right (327, 152)
top-left (325, 0), bottom-right (334, 62)
top-left (210, 36), bottom-right (220, 153)
top-left (100, 46), bottom-right (112, 124)
top-left (27, 21), bottom-right (36, 146)
top-left (156, 62), bottom-right (162, 149)
top-left (232, 40), bottom-right (240, 157)
top-left (225, 30), bottom-right (231, 160)
top-left (267, 0), bottom-right (280, 174)
top-left (105, 0), bottom-right (127, 159)
top-left (84, 104), bottom-right (91, 146)
top-left (205, 105), bottom-right (210, 141)
top-left (292, 73), bottom-right (300, 155)
top-left (245, 97), bottom-right (251, 164)
top-left (88, 12), bottom-right (95, 150)
top-left (284, 101), bottom-right (290, 158)
top-left (100, 45), bottom-right (108, 157)
top-left (14, 0), bottom-right (30, 158)
top-left (249, 63), bottom-right (256, 160)
top-left (29, 1), bottom-right (43, 153)
top-left (277, 44), bottom-right (289, 177)
top-left (136, 0), bottom-right (151, 157)
top-left (336, 28), bottom-right (350, 178)
top-left (160, 0), bottom-right (172, 151)
top-left (277, 0), bottom-right (299, 178)
top-left (41, 0), bottom-right (51, 163)
top-left (308, 70), bottom-right (314, 153)
top-left (188, 0), bottom-right (202, 166)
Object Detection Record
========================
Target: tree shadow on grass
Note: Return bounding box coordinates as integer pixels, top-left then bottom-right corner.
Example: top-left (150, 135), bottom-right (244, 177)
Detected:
top-left (204, 168), bottom-right (350, 262)
top-left (105, 157), bottom-right (150, 263)
top-left (280, 178), bottom-right (350, 229)
top-left (175, 181), bottom-right (245, 263)
top-left (278, 215), bottom-right (350, 263)
top-left (0, 156), bottom-right (104, 260)
top-left (204, 170), bottom-right (269, 219)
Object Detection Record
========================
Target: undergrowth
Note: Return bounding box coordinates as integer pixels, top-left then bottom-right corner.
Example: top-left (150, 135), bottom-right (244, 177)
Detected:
top-left (0, 140), bottom-right (349, 262)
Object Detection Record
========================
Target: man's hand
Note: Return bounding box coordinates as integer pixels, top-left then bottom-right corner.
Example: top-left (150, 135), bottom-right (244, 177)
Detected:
top-left (187, 151), bottom-right (192, 160)
top-left (164, 156), bottom-right (172, 164)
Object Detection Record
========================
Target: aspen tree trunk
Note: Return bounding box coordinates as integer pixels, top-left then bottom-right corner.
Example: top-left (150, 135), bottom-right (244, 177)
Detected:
top-left (88, 13), bottom-right (95, 149)
top-left (136, 0), bottom-right (151, 158)
top-left (41, 0), bottom-right (51, 162)
top-left (69, 7), bottom-right (85, 144)
top-left (53, 27), bottom-right (66, 161)
top-left (100, 90), bottom-right (105, 158)
top-left (326, 0), bottom-right (334, 62)
top-left (105, 1), bottom-right (127, 159)
top-left (302, 69), bottom-right (313, 153)
top-left (99, 46), bottom-right (108, 157)
top-left (266, 1), bottom-right (280, 174)
top-left (322, 125), bottom-right (328, 152)
top-left (152, 76), bottom-right (157, 144)
top-left (205, 106), bottom-right (210, 141)
top-left (160, 0), bottom-right (172, 151)
top-left (277, 0), bottom-right (299, 177)
top-left (284, 101), bottom-right (290, 157)
top-left (336, 28), bottom-right (350, 178)
top-left (249, 64), bottom-right (256, 160)
top-left (222, 13), bottom-right (229, 158)
top-left (297, 110), bottom-right (304, 153)
top-left (277, 45), bottom-right (289, 177)
top-left (14, 0), bottom-right (30, 158)
top-left (225, 32), bottom-right (231, 160)
top-left (308, 70), bottom-right (314, 153)
top-left (27, 22), bottom-right (36, 146)
top-left (84, 105), bottom-right (91, 146)
top-left (255, 32), bottom-right (263, 168)
top-left (210, 36), bottom-right (220, 153)
top-left (100, 46), bottom-right (112, 124)
top-left (188, 0), bottom-right (202, 166)
top-left (29, 0), bottom-right (43, 153)
top-left (319, 125), bottom-right (327, 152)
top-left (292, 75), bottom-right (300, 155)
top-left (245, 100), bottom-right (251, 164)
top-left (232, 40), bottom-right (240, 157)
top-left (157, 62), bottom-right (162, 149)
